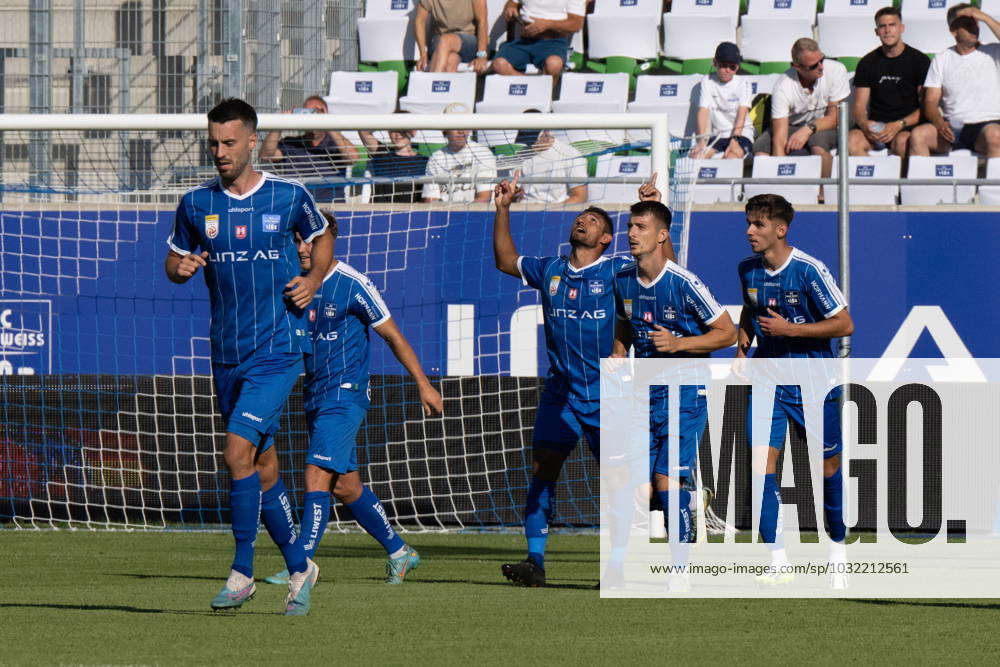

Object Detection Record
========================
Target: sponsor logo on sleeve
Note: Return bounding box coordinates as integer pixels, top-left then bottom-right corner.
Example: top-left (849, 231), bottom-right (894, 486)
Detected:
top-left (262, 213), bottom-right (280, 231)
top-left (747, 287), bottom-right (758, 305)
top-left (623, 299), bottom-right (633, 317)
top-left (548, 275), bottom-right (561, 296)
top-left (204, 214), bottom-right (219, 239)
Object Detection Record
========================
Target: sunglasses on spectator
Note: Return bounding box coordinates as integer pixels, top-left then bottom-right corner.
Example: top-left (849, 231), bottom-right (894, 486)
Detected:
top-left (796, 56), bottom-right (825, 71)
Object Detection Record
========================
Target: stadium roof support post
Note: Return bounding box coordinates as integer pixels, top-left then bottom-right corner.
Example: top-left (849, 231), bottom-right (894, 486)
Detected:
top-left (836, 99), bottom-right (851, 359)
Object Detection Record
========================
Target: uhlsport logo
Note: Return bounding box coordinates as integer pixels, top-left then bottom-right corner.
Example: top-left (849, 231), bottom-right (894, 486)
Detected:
top-left (0, 300), bottom-right (52, 375)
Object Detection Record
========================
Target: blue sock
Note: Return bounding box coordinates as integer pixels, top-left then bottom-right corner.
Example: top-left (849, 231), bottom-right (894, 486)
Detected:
top-left (524, 477), bottom-right (555, 569)
top-left (345, 486), bottom-right (406, 556)
top-left (656, 488), bottom-right (692, 568)
top-left (824, 467), bottom-right (846, 543)
top-left (229, 472), bottom-right (261, 578)
top-left (760, 473), bottom-right (784, 548)
top-left (299, 491), bottom-right (331, 560)
top-left (260, 478), bottom-right (307, 574)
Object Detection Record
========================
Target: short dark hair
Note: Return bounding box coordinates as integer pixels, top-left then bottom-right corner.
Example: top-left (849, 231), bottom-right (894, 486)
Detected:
top-left (947, 3), bottom-right (974, 25)
top-left (303, 95), bottom-right (328, 111)
top-left (629, 200), bottom-right (672, 231)
top-left (207, 98), bottom-right (258, 131)
top-left (581, 206), bottom-right (614, 236)
top-left (322, 210), bottom-right (338, 240)
top-left (874, 6), bottom-right (901, 23)
top-left (745, 193), bottom-right (794, 225)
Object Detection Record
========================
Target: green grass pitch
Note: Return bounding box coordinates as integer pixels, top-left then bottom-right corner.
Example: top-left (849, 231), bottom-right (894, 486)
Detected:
top-left (1, 531), bottom-right (995, 665)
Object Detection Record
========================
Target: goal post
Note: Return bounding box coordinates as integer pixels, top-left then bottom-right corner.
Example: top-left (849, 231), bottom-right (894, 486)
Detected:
top-left (0, 112), bottom-right (694, 533)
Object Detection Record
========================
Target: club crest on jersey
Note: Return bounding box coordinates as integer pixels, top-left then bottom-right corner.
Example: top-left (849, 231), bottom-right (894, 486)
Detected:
top-left (643, 311), bottom-right (653, 323)
top-left (663, 306), bottom-right (677, 320)
top-left (767, 297), bottom-right (778, 307)
top-left (204, 214), bottom-right (219, 239)
top-left (784, 290), bottom-right (800, 305)
top-left (568, 288), bottom-right (578, 300)
top-left (623, 299), bottom-right (633, 317)
top-left (747, 288), bottom-right (758, 305)
top-left (262, 214), bottom-right (280, 232)
top-left (308, 309), bottom-right (316, 322)
top-left (234, 225), bottom-right (247, 239)
top-left (548, 275), bottom-right (561, 296)
top-left (588, 280), bottom-right (604, 295)
top-left (324, 303), bottom-right (337, 318)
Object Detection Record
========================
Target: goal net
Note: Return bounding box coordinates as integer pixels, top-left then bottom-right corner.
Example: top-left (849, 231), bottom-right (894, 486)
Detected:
top-left (0, 113), bottom-right (698, 531)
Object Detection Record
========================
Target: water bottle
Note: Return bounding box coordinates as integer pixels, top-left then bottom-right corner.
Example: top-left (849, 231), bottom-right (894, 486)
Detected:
top-left (868, 121), bottom-right (885, 134)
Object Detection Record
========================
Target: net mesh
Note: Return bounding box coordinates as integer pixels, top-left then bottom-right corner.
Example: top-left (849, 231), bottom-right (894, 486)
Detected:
top-left (0, 123), bottom-right (697, 530)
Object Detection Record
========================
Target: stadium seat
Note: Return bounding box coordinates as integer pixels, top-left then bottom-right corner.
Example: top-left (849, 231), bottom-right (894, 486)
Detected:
top-left (818, 0), bottom-right (888, 71)
top-left (744, 155), bottom-right (822, 204)
top-left (662, 0), bottom-right (740, 73)
top-left (979, 158), bottom-right (1000, 205)
top-left (627, 74), bottom-right (701, 138)
top-left (740, 0), bottom-right (817, 73)
top-left (822, 155), bottom-right (901, 205)
top-left (552, 72), bottom-right (630, 144)
top-left (677, 157), bottom-right (743, 203)
top-left (900, 154), bottom-right (978, 205)
top-left (744, 73), bottom-right (782, 97)
top-left (323, 71), bottom-right (400, 147)
top-left (981, 0), bottom-right (1000, 45)
top-left (476, 75), bottom-right (554, 145)
top-left (591, 153), bottom-right (653, 204)
top-left (357, 0), bottom-right (420, 92)
top-left (586, 0), bottom-right (662, 76)
top-left (398, 71), bottom-right (477, 144)
top-left (899, 0), bottom-right (965, 54)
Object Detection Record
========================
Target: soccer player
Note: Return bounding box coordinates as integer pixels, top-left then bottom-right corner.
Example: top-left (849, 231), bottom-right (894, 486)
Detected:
top-left (165, 98), bottom-right (332, 615)
top-left (264, 212), bottom-right (444, 586)
top-left (735, 193), bottom-right (854, 588)
top-left (492, 172), bottom-right (667, 587)
top-left (613, 200), bottom-right (736, 592)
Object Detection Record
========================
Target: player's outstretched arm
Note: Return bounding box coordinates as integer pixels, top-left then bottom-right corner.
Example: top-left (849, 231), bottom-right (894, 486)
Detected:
top-left (492, 171), bottom-right (522, 278)
top-left (759, 307), bottom-right (854, 339)
top-left (374, 318), bottom-right (444, 417)
top-left (285, 229), bottom-right (334, 309)
top-left (165, 250), bottom-right (209, 284)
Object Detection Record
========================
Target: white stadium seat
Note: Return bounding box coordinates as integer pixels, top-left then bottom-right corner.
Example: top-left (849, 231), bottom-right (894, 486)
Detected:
top-left (324, 71), bottom-right (400, 146)
top-left (677, 157), bottom-right (744, 203)
top-left (822, 155), bottom-right (901, 205)
top-left (358, 0), bottom-right (419, 63)
top-left (821, 0), bottom-right (891, 13)
top-left (979, 158), bottom-right (1000, 205)
top-left (744, 73), bottom-right (782, 97)
top-left (745, 155), bottom-right (823, 204)
top-left (552, 72), bottom-right (630, 144)
top-left (587, 0), bottom-right (662, 61)
top-left (900, 0), bottom-right (965, 53)
top-left (591, 154), bottom-right (653, 204)
top-left (981, 0), bottom-right (1000, 45)
top-left (662, 14), bottom-right (738, 63)
top-left (901, 154), bottom-right (978, 204)
top-left (398, 72), bottom-right (477, 143)
top-left (476, 75), bottom-right (554, 145)
top-left (670, 0), bottom-right (741, 19)
top-left (818, 16), bottom-right (882, 59)
top-left (627, 74), bottom-right (701, 138)
top-left (741, 18), bottom-right (815, 64)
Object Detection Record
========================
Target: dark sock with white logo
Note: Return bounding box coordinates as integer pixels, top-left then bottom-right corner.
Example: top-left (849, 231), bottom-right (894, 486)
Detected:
top-left (345, 486), bottom-right (405, 556)
top-left (298, 491), bottom-right (331, 561)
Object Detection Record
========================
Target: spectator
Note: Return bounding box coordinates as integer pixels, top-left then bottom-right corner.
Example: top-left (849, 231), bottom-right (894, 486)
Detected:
top-left (491, 0), bottom-right (586, 91)
top-left (753, 38), bottom-right (850, 179)
top-left (512, 112), bottom-right (588, 203)
top-left (690, 42), bottom-right (754, 161)
top-left (849, 7), bottom-right (931, 157)
top-left (422, 106), bottom-right (497, 202)
top-left (359, 119), bottom-right (430, 204)
top-left (908, 5), bottom-right (1000, 158)
top-left (259, 96), bottom-right (359, 202)
top-left (415, 0), bottom-right (490, 74)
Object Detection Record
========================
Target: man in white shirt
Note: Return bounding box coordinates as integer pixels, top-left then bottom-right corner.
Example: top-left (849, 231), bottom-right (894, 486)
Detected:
top-left (690, 42), bottom-right (754, 160)
top-left (752, 38), bottom-right (851, 178)
top-left (422, 127), bottom-right (498, 202)
top-left (908, 5), bottom-right (1000, 158)
top-left (492, 0), bottom-right (586, 90)
top-left (513, 125), bottom-right (588, 203)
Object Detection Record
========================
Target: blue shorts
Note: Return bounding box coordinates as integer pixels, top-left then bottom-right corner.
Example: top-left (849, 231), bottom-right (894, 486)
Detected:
top-left (496, 37), bottom-right (569, 72)
top-left (649, 387), bottom-right (706, 480)
top-left (709, 135), bottom-right (753, 157)
top-left (748, 385), bottom-right (843, 458)
top-left (431, 31), bottom-right (478, 63)
top-left (306, 400), bottom-right (367, 473)
top-left (532, 390), bottom-right (600, 459)
top-left (212, 353), bottom-right (304, 451)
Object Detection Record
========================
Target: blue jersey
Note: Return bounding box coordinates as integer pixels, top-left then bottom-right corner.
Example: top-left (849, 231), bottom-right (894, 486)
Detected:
top-left (167, 172), bottom-right (327, 364)
top-left (303, 261), bottom-right (391, 412)
top-left (614, 260), bottom-right (726, 359)
top-left (518, 255), bottom-right (633, 402)
top-left (738, 247), bottom-right (847, 358)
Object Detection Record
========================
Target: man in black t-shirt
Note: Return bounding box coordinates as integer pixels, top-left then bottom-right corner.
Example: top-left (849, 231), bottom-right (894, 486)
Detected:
top-left (848, 7), bottom-right (931, 157)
